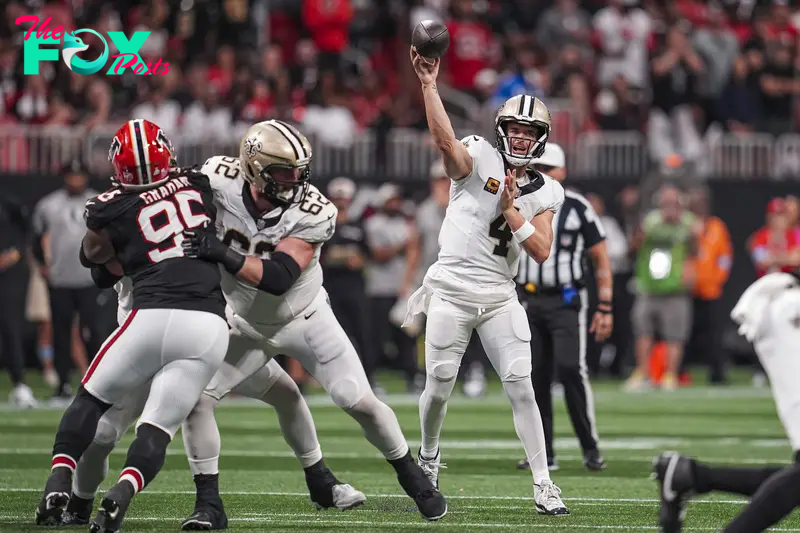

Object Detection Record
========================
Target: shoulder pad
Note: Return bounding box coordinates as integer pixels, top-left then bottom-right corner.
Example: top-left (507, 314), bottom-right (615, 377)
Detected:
top-left (84, 187), bottom-right (131, 231)
top-left (291, 190), bottom-right (338, 244)
top-left (201, 155), bottom-right (243, 191)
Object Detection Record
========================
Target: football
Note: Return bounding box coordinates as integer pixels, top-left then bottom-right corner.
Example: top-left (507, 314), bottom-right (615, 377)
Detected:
top-left (412, 20), bottom-right (450, 59)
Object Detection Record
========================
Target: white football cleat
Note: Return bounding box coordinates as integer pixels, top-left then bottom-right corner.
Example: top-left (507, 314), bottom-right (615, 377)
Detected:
top-left (417, 449), bottom-right (446, 489)
top-left (534, 480), bottom-right (569, 516)
top-left (11, 384), bottom-right (37, 409)
top-left (331, 484), bottom-right (366, 511)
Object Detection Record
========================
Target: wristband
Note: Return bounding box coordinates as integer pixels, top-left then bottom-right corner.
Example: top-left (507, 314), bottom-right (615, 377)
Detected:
top-left (221, 248), bottom-right (246, 274)
top-left (512, 220), bottom-right (535, 244)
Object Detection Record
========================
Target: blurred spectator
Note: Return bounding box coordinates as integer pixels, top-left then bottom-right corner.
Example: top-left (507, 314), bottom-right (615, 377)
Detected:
top-left (786, 195), bottom-right (800, 228)
top-left (238, 78), bottom-right (273, 124)
top-left (0, 193), bottom-right (35, 407)
top-left (765, 0), bottom-right (798, 49)
top-left (492, 47), bottom-right (546, 106)
top-left (535, 0), bottom-right (592, 53)
top-left (173, 62), bottom-right (207, 109)
top-left (592, 0), bottom-right (652, 88)
top-left (0, 39), bottom-right (19, 113)
top-left (130, 0), bottom-right (170, 59)
top-left (350, 67), bottom-right (392, 130)
top-left (587, 192), bottom-right (631, 377)
top-left (320, 177), bottom-right (372, 383)
top-left (715, 56), bottom-right (762, 132)
top-left (302, 0), bottom-right (353, 71)
top-left (32, 163), bottom-right (100, 401)
top-left (626, 184), bottom-right (699, 392)
top-left (365, 183), bottom-right (419, 393)
top-left (595, 75), bottom-right (644, 130)
top-left (445, 0), bottom-right (496, 94)
top-left (749, 198), bottom-right (800, 277)
top-left (207, 45), bottom-right (236, 98)
top-left (302, 70), bottom-right (357, 147)
top-left (130, 80), bottom-right (180, 138)
top-left (647, 27), bottom-right (704, 163)
top-left (15, 74), bottom-right (51, 124)
top-left (261, 44), bottom-right (286, 86)
top-left (181, 85), bottom-right (232, 142)
top-left (685, 186), bottom-right (733, 384)
top-left (693, 5), bottom-right (739, 105)
top-left (759, 43), bottom-right (796, 135)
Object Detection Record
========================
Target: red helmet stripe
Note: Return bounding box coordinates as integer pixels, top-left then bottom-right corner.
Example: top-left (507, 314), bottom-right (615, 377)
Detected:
top-left (131, 119), bottom-right (151, 185)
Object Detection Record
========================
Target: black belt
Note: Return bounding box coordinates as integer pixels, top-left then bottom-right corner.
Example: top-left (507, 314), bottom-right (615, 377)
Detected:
top-left (517, 283), bottom-right (583, 296)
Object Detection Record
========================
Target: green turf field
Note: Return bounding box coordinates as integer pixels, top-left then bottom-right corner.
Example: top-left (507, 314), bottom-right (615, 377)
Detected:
top-left (1, 372), bottom-right (798, 532)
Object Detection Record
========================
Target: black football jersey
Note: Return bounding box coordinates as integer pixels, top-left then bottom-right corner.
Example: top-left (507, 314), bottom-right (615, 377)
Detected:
top-left (84, 168), bottom-right (225, 317)
top-left (320, 217), bottom-right (369, 285)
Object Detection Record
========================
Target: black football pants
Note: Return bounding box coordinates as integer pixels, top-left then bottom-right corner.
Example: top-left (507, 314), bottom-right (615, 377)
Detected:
top-left (0, 272), bottom-right (27, 386)
top-left (523, 289), bottom-right (599, 460)
top-left (327, 281), bottom-right (372, 378)
top-left (48, 286), bottom-right (104, 390)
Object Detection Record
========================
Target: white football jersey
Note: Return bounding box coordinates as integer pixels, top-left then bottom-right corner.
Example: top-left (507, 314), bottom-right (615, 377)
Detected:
top-left (202, 156), bottom-right (337, 325)
top-left (424, 135), bottom-right (564, 307)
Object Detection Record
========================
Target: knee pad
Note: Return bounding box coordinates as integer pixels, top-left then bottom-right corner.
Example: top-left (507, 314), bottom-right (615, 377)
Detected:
top-left (329, 376), bottom-right (365, 410)
top-left (500, 355), bottom-right (532, 383)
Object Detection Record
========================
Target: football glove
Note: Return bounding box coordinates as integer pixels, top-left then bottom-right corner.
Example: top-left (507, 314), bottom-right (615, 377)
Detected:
top-left (182, 224), bottom-right (245, 274)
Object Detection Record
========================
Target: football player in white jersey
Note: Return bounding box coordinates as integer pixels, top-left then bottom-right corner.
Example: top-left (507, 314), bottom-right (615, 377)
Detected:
top-left (405, 48), bottom-right (569, 515)
top-left (181, 120), bottom-right (447, 521)
top-left (59, 275), bottom-right (368, 529)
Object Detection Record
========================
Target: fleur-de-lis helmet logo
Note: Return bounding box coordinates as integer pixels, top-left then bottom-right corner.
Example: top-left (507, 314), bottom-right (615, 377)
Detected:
top-left (244, 136), bottom-right (262, 158)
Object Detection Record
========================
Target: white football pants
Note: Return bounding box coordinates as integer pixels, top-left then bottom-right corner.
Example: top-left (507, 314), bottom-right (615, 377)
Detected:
top-left (419, 293), bottom-right (551, 484)
top-left (753, 287), bottom-right (800, 451)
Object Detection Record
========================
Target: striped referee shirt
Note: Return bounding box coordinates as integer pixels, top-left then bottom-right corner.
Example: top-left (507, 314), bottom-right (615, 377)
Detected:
top-left (516, 189), bottom-right (606, 289)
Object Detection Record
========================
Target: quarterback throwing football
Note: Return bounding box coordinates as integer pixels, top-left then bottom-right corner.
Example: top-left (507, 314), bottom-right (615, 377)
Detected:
top-left (405, 48), bottom-right (569, 515)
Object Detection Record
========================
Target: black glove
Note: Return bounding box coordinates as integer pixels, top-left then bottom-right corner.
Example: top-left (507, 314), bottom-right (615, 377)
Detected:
top-left (182, 225), bottom-right (246, 274)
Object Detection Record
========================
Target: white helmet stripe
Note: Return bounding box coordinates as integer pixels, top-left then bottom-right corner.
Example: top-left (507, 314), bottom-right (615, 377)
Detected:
top-left (269, 120), bottom-right (308, 161)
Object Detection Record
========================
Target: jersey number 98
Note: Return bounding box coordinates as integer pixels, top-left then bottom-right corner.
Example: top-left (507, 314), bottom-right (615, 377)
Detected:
top-left (137, 190), bottom-right (210, 263)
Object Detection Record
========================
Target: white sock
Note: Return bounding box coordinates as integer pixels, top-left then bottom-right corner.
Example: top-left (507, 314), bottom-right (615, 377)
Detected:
top-left (503, 378), bottom-right (550, 485)
top-left (262, 373), bottom-right (323, 468)
top-left (181, 394), bottom-right (221, 476)
top-left (419, 374), bottom-right (457, 459)
top-left (72, 441), bottom-right (113, 499)
top-left (345, 393), bottom-right (409, 460)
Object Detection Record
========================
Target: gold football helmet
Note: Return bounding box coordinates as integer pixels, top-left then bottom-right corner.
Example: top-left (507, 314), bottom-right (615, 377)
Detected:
top-left (494, 95), bottom-right (551, 167)
top-left (239, 120), bottom-right (313, 206)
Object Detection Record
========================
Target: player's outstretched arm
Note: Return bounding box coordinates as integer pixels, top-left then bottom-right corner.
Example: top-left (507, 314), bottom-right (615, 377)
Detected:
top-left (182, 226), bottom-right (308, 296)
top-left (410, 47), bottom-right (472, 181)
top-left (81, 229), bottom-right (116, 265)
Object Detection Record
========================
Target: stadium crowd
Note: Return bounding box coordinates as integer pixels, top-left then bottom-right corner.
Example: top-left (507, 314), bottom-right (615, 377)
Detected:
top-left (3, 0), bottom-right (800, 159)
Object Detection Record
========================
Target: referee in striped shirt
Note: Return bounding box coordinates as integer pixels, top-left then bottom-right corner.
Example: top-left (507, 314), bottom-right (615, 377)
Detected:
top-left (515, 143), bottom-right (614, 473)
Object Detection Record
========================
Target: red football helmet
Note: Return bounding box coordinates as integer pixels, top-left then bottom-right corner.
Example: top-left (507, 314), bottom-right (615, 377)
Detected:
top-left (109, 119), bottom-right (175, 189)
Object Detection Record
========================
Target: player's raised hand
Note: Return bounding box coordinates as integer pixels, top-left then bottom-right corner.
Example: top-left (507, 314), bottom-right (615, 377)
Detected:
top-left (410, 46), bottom-right (440, 86)
top-left (500, 169), bottom-right (518, 212)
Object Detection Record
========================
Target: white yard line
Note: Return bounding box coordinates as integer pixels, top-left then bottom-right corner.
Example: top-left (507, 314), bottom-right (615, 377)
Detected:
top-left (0, 487), bottom-right (751, 504)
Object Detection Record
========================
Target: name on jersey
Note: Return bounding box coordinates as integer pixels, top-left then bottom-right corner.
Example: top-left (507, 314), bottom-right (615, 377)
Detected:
top-left (484, 178), bottom-right (500, 195)
top-left (139, 176), bottom-right (192, 205)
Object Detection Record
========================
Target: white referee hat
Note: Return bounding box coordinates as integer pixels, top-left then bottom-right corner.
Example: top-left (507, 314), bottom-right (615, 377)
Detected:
top-left (530, 142), bottom-right (565, 169)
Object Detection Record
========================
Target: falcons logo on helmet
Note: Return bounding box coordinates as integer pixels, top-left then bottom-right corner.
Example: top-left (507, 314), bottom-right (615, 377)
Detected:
top-left (109, 119), bottom-right (174, 189)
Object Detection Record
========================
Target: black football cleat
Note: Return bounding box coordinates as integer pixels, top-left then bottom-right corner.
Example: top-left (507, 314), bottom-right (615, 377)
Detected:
top-left (61, 493), bottom-right (93, 526)
top-left (34, 467), bottom-right (72, 525)
top-left (181, 504), bottom-right (228, 531)
top-left (89, 481), bottom-right (134, 533)
top-left (305, 463), bottom-right (366, 511)
top-left (584, 450), bottom-right (607, 471)
top-left (396, 459), bottom-right (447, 521)
top-left (652, 451), bottom-right (696, 533)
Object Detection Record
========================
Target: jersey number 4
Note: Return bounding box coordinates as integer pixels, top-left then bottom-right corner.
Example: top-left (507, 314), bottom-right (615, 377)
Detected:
top-left (138, 190), bottom-right (210, 263)
top-left (488, 210), bottom-right (518, 257)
